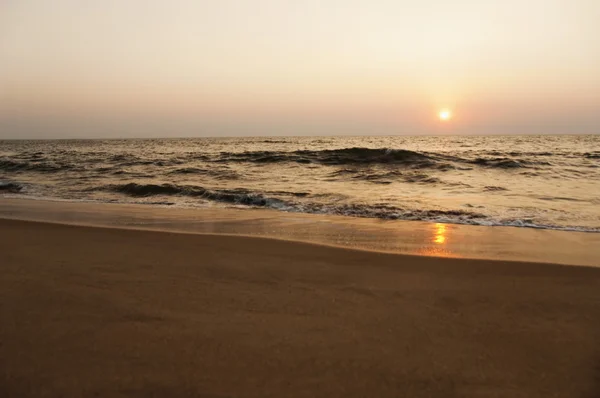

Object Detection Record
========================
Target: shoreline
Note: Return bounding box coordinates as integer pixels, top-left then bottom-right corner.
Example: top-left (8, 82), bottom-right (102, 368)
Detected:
top-left (3, 191), bottom-right (599, 234)
top-left (1, 197), bottom-right (600, 266)
top-left (3, 217), bottom-right (587, 271)
top-left (1, 218), bottom-right (600, 397)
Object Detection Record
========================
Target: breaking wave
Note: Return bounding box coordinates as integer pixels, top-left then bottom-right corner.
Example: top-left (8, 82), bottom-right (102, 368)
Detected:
top-left (218, 148), bottom-right (443, 168)
top-left (90, 183), bottom-right (289, 207)
top-left (89, 183), bottom-right (488, 222)
top-left (216, 147), bottom-right (554, 170)
top-left (0, 181), bottom-right (22, 192)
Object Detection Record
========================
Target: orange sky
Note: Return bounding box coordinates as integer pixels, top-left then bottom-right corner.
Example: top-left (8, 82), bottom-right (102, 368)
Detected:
top-left (1, 0), bottom-right (599, 138)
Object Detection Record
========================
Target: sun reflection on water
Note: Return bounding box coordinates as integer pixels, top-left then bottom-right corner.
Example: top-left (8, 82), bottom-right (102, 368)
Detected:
top-left (434, 223), bottom-right (447, 244)
top-left (415, 222), bottom-right (458, 258)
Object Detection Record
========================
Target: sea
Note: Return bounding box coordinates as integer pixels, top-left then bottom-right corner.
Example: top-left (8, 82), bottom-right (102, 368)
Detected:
top-left (1, 135), bottom-right (599, 232)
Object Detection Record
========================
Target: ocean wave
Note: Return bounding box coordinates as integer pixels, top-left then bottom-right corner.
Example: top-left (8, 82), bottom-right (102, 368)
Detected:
top-left (168, 167), bottom-right (239, 180)
top-left (329, 169), bottom-right (442, 185)
top-left (470, 219), bottom-right (600, 232)
top-left (10, 151), bottom-right (47, 161)
top-left (0, 181), bottom-right (23, 192)
top-left (0, 159), bottom-right (77, 173)
top-left (120, 159), bottom-right (186, 167)
top-left (218, 148), bottom-right (443, 168)
top-left (109, 154), bottom-right (137, 162)
top-left (520, 171), bottom-right (541, 177)
top-left (484, 186), bottom-right (508, 191)
top-left (90, 183), bottom-right (290, 207)
top-left (104, 154), bottom-right (187, 167)
top-left (169, 167), bottom-right (208, 174)
top-left (402, 174), bottom-right (441, 184)
top-left (310, 205), bottom-right (486, 221)
top-left (90, 182), bottom-right (488, 222)
top-left (265, 190), bottom-right (310, 197)
top-left (259, 139), bottom-right (289, 143)
top-left (470, 158), bottom-right (525, 168)
top-left (216, 148), bottom-right (557, 171)
top-left (484, 150), bottom-right (554, 157)
top-left (305, 205), bottom-right (599, 231)
top-left (12, 179), bottom-right (600, 232)
top-left (110, 170), bottom-right (154, 178)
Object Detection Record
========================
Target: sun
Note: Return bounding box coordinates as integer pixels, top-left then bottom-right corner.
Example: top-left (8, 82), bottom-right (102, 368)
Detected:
top-left (439, 109), bottom-right (452, 121)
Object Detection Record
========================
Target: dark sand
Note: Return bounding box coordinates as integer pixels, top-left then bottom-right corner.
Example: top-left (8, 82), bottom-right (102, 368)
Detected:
top-left (1, 219), bottom-right (600, 397)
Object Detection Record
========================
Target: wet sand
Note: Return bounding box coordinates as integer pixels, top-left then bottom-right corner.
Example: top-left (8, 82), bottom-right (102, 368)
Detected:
top-left (2, 198), bottom-right (600, 266)
top-left (1, 219), bottom-right (600, 397)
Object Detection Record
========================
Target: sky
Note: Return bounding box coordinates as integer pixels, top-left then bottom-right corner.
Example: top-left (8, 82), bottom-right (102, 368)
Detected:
top-left (1, 0), bottom-right (599, 138)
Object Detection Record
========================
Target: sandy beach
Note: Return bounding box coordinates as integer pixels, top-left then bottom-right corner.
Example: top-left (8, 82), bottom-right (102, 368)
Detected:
top-left (1, 218), bottom-right (600, 397)
top-left (3, 0), bottom-right (600, 395)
